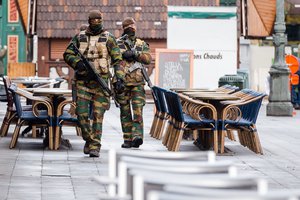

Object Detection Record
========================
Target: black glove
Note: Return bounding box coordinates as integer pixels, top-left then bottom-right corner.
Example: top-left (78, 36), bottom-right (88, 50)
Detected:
top-left (76, 61), bottom-right (86, 72)
top-left (75, 61), bottom-right (87, 78)
top-left (114, 78), bottom-right (125, 94)
top-left (122, 50), bottom-right (138, 62)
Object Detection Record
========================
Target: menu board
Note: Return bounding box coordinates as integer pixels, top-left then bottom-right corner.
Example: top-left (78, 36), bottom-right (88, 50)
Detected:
top-left (155, 49), bottom-right (193, 89)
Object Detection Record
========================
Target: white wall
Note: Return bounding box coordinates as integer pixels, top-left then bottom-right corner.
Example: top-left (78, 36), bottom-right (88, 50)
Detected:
top-left (167, 6), bottom-right (237, 89)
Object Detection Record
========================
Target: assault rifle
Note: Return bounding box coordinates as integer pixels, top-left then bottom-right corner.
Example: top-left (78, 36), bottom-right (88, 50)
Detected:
top-left (120, 34), bottom-right (153, 88)
top-left (68, 42), bottom-right (112, 96)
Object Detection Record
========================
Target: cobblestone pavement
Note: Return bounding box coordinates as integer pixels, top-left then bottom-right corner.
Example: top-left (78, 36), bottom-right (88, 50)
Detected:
top-left (0, 101), bottom-right (300, 200)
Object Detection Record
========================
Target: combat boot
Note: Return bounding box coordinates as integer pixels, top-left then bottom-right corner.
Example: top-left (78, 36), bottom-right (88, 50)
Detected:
top-left (83, 142), bottom-right (90, 154)
top-left (89, 149), bottom-right (100, 157)
top-left (131, 137), bottom-right (143, 148)
top-left (121, 141), bottom-right (132, 148)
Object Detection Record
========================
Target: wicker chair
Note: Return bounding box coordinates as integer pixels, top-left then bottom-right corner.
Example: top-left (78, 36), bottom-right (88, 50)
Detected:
top-left (0, 76), bottom-right (32, 137)
top-left (215, 84), bottom-right (240, 94)
top-left (149, 86), bottom-right (161, 138)
top-left (162, 90), bottom-right (218, 152)
top-left (54, 97), bottom-right (80, 150)
top-left (150, 86), bottom-right (169, 140)
top-left (219, 92), bottom-right (266, 154)
top-left (53, 81), bottom-right (81, 150)
top-left (220, 89), bottom-right (262, 141)
top-left (8, 84), bottom-right (54, 149)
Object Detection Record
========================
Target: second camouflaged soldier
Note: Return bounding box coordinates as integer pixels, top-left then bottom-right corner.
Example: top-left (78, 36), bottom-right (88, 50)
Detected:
top-left (116, 17), bottom-right (152, 148)
top-left (63, 10), bottom-right (124, 157)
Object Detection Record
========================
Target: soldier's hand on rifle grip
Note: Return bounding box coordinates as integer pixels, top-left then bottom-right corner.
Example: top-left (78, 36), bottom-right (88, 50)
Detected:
top-left (76, 61), bottom-right (86, 75)
top-left (122, 50), bottom-right (138, 62)
top-left (114, 78), bottom-right (125, 94)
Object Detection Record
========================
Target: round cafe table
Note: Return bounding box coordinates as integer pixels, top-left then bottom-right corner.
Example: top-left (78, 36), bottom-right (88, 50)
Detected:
top-left (29, 88), bottom-right (72, 97)
top-left (27, 88), bottom-right (72, 150)
top-left (11, 77), bottom-right (56, 88)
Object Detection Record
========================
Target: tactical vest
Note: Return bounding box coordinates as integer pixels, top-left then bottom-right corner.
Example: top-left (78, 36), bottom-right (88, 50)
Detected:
top-left (118, 38), bottom-right (144, 85)
top-left (78, 30), bottom-right (110, 75)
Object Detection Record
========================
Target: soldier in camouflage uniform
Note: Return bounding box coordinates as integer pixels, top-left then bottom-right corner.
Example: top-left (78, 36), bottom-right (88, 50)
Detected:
top-left (116, 17), bottom-right (152, 148)
top-left (63, 10), bottom-right (125, 157)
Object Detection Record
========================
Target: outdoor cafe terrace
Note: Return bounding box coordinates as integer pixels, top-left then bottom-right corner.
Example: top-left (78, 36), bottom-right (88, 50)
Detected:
top-left (0, 77), bottom-right (300, 200)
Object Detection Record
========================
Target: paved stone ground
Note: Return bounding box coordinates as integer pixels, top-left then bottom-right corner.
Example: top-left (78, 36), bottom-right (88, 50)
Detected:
top-left (0, 101), bottom-right (300, 200)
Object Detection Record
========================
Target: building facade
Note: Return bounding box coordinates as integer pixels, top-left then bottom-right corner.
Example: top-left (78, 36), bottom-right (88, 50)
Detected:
top-left (0, 0), bottom-right (26, 75)
top-left (5, 0), bottom-right (300, 91)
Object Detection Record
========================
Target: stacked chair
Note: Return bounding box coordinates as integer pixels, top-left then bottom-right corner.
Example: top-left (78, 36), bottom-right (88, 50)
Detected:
top-left (150, 86), bottom-right (218, 153)
top-left (171, 84), bottom-right (239, 94)
top-left (149, 86), bottom-right (169, 140)
top-left (146, 190), bottom-right (300, 200)
top-left (149, 85), bottom-right (267, 155)
top-left (215, 84), bottom-right (239, 94)
top-left (149, 85), bottom-right (241, 153)
top-left (149, 86), bottom-right (160, 138)
top-left (149, 86), bottom-right (219, 152)
top-left (93, 149), bottom-right (300, 200)
top-left (215, 88), bottom-right (263, 144)
top-left (94, 150), bottom-right (233, 200)
top-left (162, 90), bottom-right (218, 152)
top-left (219, 90), bottom-right (267, 154)
top-left (148, 185), bottom-right (300, 200)
top-left (96, 149), bottom-right (217, 195)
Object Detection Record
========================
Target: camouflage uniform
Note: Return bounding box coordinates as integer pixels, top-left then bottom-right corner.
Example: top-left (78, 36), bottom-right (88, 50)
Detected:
top-left (116, 17), bottom-right (152, 148)
top-left (63, 10), bottom-right (124, 157)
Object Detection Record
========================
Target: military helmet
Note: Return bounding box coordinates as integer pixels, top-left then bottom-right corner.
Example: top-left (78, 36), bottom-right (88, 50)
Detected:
top-left (122, 17), bottom-right (136, 29)
top-left (88, 10), bottom-right (102, 20)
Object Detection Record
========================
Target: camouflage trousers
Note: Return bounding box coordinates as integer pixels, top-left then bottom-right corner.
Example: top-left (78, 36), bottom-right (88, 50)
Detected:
top-left (75, 80), bottom-right (110, 150)
top-left (117, 85), bottom-right (146, 141)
